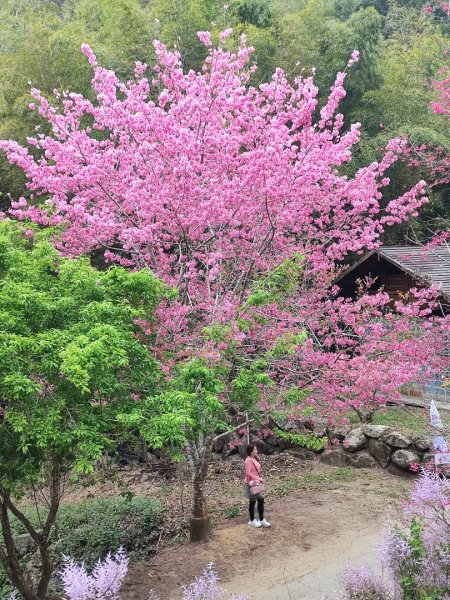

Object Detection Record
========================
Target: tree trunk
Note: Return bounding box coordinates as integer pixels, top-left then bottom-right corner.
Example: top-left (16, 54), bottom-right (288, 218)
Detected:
top-left (0, 462), bottom-right (62, 600)
top-left (0, 500), bottom-right (38, 600)
top-left (185, 438), bottom-right (212, 543)
top-left (190, 467), bottom-right (211, 542)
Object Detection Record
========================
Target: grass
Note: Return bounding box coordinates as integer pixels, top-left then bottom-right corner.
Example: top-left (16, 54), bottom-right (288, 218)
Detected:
top-left (224, 504), bottom-right (241, 519)
top-left (372, 406), bottom-right (435, 437)
top-left (271, 467), bottom-right (355, 496)
top-left (349, 405), bottom-right (447, 438)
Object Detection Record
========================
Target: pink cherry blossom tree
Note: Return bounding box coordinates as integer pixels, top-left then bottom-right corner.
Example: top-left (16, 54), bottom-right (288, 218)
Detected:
top-left (0, 31), bottom-right (437, 541)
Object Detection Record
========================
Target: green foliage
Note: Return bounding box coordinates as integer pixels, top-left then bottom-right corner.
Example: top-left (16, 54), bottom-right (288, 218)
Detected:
top-left (230, 0), bottom-right (274, 28)
top-left (244, 254), bottom-right (305, 308)
top-left (274, 427), bottom-right (325, 451)
top-left (51, 497), bottom-right (163, 567)
top-left (230, 361), bottom-right (272, 410)
top-left (119, 359), bottom-right (230, 456)
top-left (0, 221), bottom-right (165, 490)
top-left (0, 0), bottom-right (156, 204)
top-left (224, 504), bottom-right (241, 518)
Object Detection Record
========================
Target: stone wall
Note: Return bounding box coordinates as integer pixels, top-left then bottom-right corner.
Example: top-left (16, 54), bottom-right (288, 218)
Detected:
top-left (321, 424), bottom-right (433, 471)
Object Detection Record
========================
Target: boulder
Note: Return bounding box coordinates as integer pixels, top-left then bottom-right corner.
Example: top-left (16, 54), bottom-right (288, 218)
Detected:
top-left (311, 418), bottom-right (328, 437)
top-left (264, 435), bottom-right (280, 447)
top-left (14, 533), bottom-right (35, 558)
top-left (239, 437), bottom-right (272, 458)
top-left (368, 438), bottom-right (392, 468)
top-left (222, 433), bottom-right (240, 459)
top-left (362, 425), bottom-right (393, 439)
top-left (320, 449), bottom-right (350, 467)
top-left (212, 436), bottom-right (225, 453)
top-left (327, 427), bottom-right (349, 443)
top-left (391, 449), bottom-right (421, 470)
top-left (343, 428), bottom-right (367, 452)
top-left (287, 447), bottom-right (317, 461)
top-left (382, 431), bottom-right (412, 449)
top-left (237, 444), bottom-right (247, 459)
top-left (422, 452), bottom-right (437, 468)
top-left (349, 451), bottom-right (378, 469)
top-left (413, 436), bottom-right (432, 452)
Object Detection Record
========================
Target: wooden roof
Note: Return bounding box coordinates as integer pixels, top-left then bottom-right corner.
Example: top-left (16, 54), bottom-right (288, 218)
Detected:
top-left (336, 245), bottom-right (450, 299)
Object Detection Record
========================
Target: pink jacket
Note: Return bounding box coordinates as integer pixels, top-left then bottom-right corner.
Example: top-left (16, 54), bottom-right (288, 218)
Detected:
top-left (245, 456), bottom-right (262, 486)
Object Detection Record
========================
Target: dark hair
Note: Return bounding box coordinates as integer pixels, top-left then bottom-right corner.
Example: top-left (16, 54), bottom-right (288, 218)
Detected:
top-left (246, 444), bottom-right (255, 457)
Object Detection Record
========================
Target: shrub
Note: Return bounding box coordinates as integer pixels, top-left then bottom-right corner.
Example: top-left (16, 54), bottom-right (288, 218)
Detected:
top-left (50, 497), bottom-right (163, 568)
top-left (58, 559), bottom-right (247, 600)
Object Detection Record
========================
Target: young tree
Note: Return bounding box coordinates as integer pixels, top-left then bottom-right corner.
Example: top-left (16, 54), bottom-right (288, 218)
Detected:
top-left (0, 221), bottom-right (164, 599)
top-left (0, 31), bottom-right (433, 541)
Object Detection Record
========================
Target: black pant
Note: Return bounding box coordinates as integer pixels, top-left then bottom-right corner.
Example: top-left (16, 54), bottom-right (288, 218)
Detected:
top-left (249, 497), bottom-right (264, 521)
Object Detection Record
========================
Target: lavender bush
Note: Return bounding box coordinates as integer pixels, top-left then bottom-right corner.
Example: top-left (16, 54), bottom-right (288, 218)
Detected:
top-left (341, 470), bottom-right (450, 600)
top-left (54, 555), bottom-right (247, 600)
top-left (60, 548), bottom-right (129, 600)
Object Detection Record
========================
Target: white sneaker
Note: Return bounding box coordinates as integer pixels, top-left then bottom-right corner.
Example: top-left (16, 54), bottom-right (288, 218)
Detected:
top-left (260, 518), bottom-right (271, 527)
top-left (248, 519), bottom-right (261, 528)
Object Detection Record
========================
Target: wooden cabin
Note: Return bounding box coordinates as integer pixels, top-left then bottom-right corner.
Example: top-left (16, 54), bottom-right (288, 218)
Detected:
top-left (335, 246), bottom-right (450, 313)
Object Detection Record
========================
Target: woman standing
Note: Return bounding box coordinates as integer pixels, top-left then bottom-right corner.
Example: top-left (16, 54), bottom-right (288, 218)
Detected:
top-left (244, 445), bottom-right (270, 528)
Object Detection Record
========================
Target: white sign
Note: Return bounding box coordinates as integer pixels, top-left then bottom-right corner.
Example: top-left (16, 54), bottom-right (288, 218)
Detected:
top-left (430, 400), bottom-right (444, 429)
top-left (434, 452), bottom-right (450, 466)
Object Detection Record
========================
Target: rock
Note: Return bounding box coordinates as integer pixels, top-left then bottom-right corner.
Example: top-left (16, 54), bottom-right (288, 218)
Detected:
top-left (140, 472), bottom-right (153, 483)
top-left (382, 431), bottom-right (412, 449)
top-left (254, 437), bottom-right (273, 455)
top-left (391, 449), bottom-right (422, 470)
top-left (264, 440), bottom-right (281, 454)
top-left (212, 436), bottom-right (225, 453)
top-left (14, 533), bottom-right (35, 558)
top-left (343, 428), bottom-right (367, 452)
top-left (413, 436), bottom-right (432, 452)
top-left (237, 444), bottom-right (247, 459)
top-left (422, 452), bottom-right (436, 468)
top-left (368, 438), bottom-right (392, 468)
top-left (264, 435), bottom-right (280, 447)
top-left (349, 451), bottom-right (378, 468)
top-left (327, 427), bottom-right (349, 443)
top-left (362, 425), bottom-right (393, 439)
top-left (222, 433), bottom-right (240, 459)
top-left (287, 447), bottom-right (317, 461)
top-left (311, 418), bottom-right (328, 437)
top-left (320, 449), bottom-right (350, 467)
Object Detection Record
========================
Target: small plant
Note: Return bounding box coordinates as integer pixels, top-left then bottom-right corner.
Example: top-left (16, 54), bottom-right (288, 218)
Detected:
top-left (331, 468), bottom-right (354, 481)
top-left (274, 428), bottom-right (325, 451)
top-left (60, 548), bottom-right (128, 600)
top-left (224, 505), bottom-right (241, 519)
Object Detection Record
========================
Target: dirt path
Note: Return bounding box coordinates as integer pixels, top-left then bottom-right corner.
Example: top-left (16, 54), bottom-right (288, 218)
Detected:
top-left (121, 468), bottom-right (412, 600)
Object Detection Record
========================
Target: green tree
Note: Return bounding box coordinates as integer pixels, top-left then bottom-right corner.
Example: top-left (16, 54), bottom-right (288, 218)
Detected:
top-left (0, 221), bottom-right (165, 600)
top-left (353, 8), bottom-right (450, 242)
top-left (275, 0), bottom-right (383, 114)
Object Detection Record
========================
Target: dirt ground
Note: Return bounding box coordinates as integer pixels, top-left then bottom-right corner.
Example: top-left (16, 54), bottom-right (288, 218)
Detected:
top-left (105, 454), bottom-right (415, 600)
